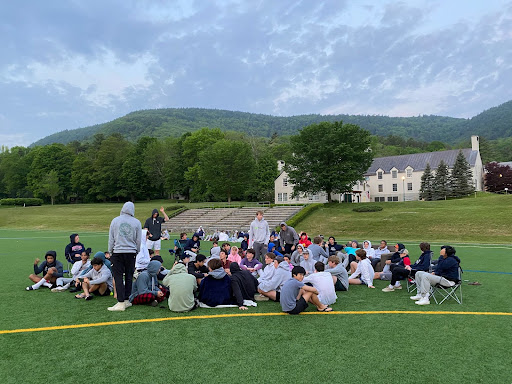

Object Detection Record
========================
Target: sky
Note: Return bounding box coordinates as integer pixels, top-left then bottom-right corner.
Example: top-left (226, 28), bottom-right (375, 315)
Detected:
top-left (1, 0), bottom-right (512, 147)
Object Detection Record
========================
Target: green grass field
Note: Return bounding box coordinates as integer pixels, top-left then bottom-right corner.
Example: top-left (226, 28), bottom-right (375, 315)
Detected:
top-left (1, 196), bottom-right (511, 383)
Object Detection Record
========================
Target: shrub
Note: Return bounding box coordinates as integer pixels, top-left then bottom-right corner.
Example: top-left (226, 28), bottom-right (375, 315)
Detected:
top-left (283, 203), bottom-right (322, 229)
top-left (0, 198), bottom-right (43, 206)
top-left (352, 205), bottom-right (383, 213)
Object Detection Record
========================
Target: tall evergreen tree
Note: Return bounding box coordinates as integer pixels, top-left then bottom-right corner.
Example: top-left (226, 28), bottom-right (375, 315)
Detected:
top-left (450, 151), bottom-right (474, 197)
top-left (432, 160), bottom-right (450, 200)
top-left (419, 163), bottom-right (434, 200)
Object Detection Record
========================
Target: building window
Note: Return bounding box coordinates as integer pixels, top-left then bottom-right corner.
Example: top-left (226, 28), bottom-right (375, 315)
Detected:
top-left (283, 193), bottom-right (288, 201)
top-left (377, 171), bottom-right (383, 179)
top-left (308, 194), bottom-right (313, 201)
top-left (378, 184), bottom-right (383, 192)
top-left (407, 182), bottom-right (413, 191)
top-left (406, 169), bottom-right (413, 178)
top-left (296, 195), bottom-right (300, 201)
top-left (387, 196), bottom-right (398, 202)
top-left (374, 197), bottom-right (385, 202)
top-left (392, 170), bottom-right (397, 178)
top-left (283, 178), bottom-right (288, 187)
top-left (313, 194), bottom-right (319, 201)
top-left (392, 184), bottom-right (397, 192)
top-left (277, 193), bottom-right (282, 202)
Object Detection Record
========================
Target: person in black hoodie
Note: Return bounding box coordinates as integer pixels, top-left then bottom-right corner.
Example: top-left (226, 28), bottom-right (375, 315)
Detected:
top-left (410, 245), bottom-right (461, 305)
top-left (26, 251), bottom-right (64, 290)
top-left (188, 254), bottom-right (209, 285)
top-left (230, 262), bottom-right (258, 310)
top-left (65, 234), bottom-right (85, 263)
top-left (324, 236), bottom-right (343, 256)
top-left (144, 207), bottom-right (169, 257)
top-left (184, 233), bottom-right (201, 260)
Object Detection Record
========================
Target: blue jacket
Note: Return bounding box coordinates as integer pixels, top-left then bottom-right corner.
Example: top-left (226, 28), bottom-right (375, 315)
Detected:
top-left (411, 251), bottom-right (432, 272)
top-left (184, 238), bottom-right (200, 252)
top-left (198, 269), bottom-right (233, 306)
top-left (435, 255), bottom-right (461, 281)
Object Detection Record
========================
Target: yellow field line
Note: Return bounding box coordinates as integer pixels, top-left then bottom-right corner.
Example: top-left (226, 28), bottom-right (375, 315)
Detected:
top-left (1, 310), bottom-right (511, 335)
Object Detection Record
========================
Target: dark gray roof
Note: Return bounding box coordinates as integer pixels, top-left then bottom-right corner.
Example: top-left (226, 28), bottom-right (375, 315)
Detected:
top-left (498, 162), bottom-right (512, 168)
top-left (365, 148), bottom-right (478, 175)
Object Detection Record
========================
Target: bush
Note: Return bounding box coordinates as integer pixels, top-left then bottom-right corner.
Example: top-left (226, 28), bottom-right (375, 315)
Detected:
top-left (352, 205), bottom-right (383, 213)
top-left (0, 198), bottom-right (43, 206)
top-left (284, 203), bottom-right (322, 229)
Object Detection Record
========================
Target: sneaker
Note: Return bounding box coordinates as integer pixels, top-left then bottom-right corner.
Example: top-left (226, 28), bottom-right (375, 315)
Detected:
top-left (51, 287), bottom-right (65, 292)
top-left (107, 302), bottom-right (126, 311)
top-left (254, 294), bottom-right (269, 301)
top-left (151, 300), bottom-right (159, 307)
top-left (382, 286), bottom-right (395, 292)
top-left (415, 297), bottom-right (430, 305)
top-left (394, 285), bottom-right (402, 290)
top-left (26, 286), bottom-right (34, 291)
top-left (85, 295), bottom-right (94, 301)
top-left (124, 300), bottom-right (132, 308)
top-left (410, 294), bottom-right (423, 300)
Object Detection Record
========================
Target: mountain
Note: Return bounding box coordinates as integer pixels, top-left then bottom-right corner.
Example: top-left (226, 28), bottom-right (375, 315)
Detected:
top-left (31, 100), bottom-right (512, 146)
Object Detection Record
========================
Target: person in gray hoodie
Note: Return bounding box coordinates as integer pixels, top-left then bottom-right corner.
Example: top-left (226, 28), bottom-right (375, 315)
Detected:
top-left (299, 248), bottom-right (316, 276)
top-left (129, 260), bottom-right (168, 306)
top-left (326, 254), bottom-right (349, 291)
top-left (74, 257), bottom-right (113, 300)
top-left (249, 210), bottom-right (270, 262)
top-left (108, 201), bottom-right (142, 312)
top-left (257, 256), bottom-right (292, 301)
top-left (307, 236), bottom-right (329, 263)
top-left (279, 222), bottom-right (299, 254)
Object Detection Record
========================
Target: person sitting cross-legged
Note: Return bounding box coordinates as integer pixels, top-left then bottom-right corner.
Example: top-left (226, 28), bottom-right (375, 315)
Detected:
top-left (163, 260), bottom-right (198, 312)
top-left (129, 260), bottom-right (168, 306)
top-left (52, 249), bottom-right (91, 292)
top-left (280, 266), bottom-right (333, 315)
top-left (256, 255), bottom-right (291, 301)
top-left (348, 249), bottom-right (375, 288)
top-left (74, 256), bottom-right (113, 300)
top-left (26, 251), bottom-right (64, 291)
top-left (303, 262), bottom-right (337, 306)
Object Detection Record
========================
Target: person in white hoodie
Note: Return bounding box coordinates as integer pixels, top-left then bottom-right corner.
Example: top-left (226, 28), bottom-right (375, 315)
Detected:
top-left (248, 210), bottom-right (270, 262)
top-left (348, 249), bottom-right (375, 288)
top-left (256, 256), bottom-right (292, 301)
top-left (135, 229), bottom-right (151, 276)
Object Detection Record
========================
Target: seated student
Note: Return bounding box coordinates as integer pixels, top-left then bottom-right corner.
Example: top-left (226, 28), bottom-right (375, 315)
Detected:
top-left (375, 242), bottom-right (405, 280)
top-left (269, 234), bottom-right (280, 250)
top-left (69, 251), bottom-right (111, 293)
top-left (240, 249), bottom-right (263, 277)
top-left (307, 236), bottom-right (329, 263)
top-left (372, 240), bottom-right (389, 269)
top-left (128, 260), bottom-right (168, 306)
top-left (26, 251), bottom-right (64, 291)
top-left (74, 256), bottom-right (113, 300)
top-left (256, 256), bottom-right (292, 301)
top-left (197, 226), bottom-right (205, 240)
top-left (344, 240), bottom-right (360, 264)
top-left (348, 249), bottom-right (375, 288)
top-left (283, 255), bottom-right (294, 271)
top-left (257, 252), bottom-right (276, 284)
top-left (324, 236), bottom-right (343, 256)
top-left (174, 232), bottom-right (188, 256)
top-left (218, 231), bottom-right (229, 242)
top-left (326, 255), bottom-right (349, 292)
top-left (198, 258), bottom-right (233, 307)
top-left (298, 232), bottom-right (312, 248)
top-left (52, 249), bottom-right (91, 292)
top-left (290, 244), bottom-right (305, 266)
top-left (135, 229), bottom-right (151, 276)
top-left (267, 242), bottom-right (283, 257)
top-left (188, 254), bottom-right (209, 285)
top-left (210, 240), bottom-right (221, 257)
top-left (228, 246), bottom-right (242, 264)
top-left (303, 262), bottom-right (337, 306)
top-left (65, 233), bottom-right (86, 264)
top-left (230, 262), bottom-right (259, 310)
top-left (184, 233), bottom-right (200, 260)
top-left (221, 242), bottom-right (231, 255)
top-left (381, 249), bottom-right (411, 291)
top-left (219, 249), bottom-right (231, 273)
top-left (410, 246), bottom-right (460, 305)
top-left (161, 229), bottom-right (170, 241)
top-left (280, 266), bottom-right (333, 314)
top-left (240, 234), bottom-right (249, 252)
top-left (163, 261), bottom-right (198, 312)
top-left (362, 240), bottom-right (376, 262)
top-left (299, 248), bottom-right (316, 276)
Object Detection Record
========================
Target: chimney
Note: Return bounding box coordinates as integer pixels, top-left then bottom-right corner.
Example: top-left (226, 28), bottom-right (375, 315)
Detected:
top-left (471, 135), bottom-right (479, 151)
top-left (277, 160), bottom-right (285, 171)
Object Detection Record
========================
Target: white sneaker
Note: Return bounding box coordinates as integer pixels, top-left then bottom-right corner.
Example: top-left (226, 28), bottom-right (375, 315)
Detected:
top-left (394, 284), bottom-right (402, 290)
top-left (410, 294), bottom-right (422, 300)
top-left (51, 287), bottom-right (65, 292)
top-left (382, 286), bottom-right (395, 292)
top-left (415, 297), bottom-right (430, 305)
top-left (124, 300), bottom-right (132, 308)
top-left (108, 302), bottom-right (126, 311)
top-left (254, 294), bottom-right (269, 301)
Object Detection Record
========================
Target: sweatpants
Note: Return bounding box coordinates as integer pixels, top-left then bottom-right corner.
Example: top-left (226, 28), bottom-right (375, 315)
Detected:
top-left (253, 242), bottom-right (267, 262)
top-left (111, 252), bottom-right (136, 303)
top-left (56, 277), bottom-right (74, 286)
top-left (415, 271), bottom-right (454, 295)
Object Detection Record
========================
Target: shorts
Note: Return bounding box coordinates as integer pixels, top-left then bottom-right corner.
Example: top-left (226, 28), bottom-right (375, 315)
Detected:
top-left (379, 271), bottom-right (392, 280)
top-left (359, 278), bottom-right (368, 286)
top-left (334, 278), bottom-right (348, 291)
top-left (286, 297), bottom-right (309, 315)
top-left (274, 291), bottom-right (281, 302)
top-left (93, 287), bottom-right (111, 297)
top-left (146, 239), bottom-right (161, 251)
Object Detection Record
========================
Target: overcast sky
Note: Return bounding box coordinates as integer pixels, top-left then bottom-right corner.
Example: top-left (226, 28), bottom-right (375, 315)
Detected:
top-left (1, 0), bottom-right (511, 147)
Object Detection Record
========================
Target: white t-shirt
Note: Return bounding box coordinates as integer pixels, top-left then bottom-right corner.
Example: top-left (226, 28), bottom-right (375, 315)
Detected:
top-left (303, 271), bottom-right (337, 305)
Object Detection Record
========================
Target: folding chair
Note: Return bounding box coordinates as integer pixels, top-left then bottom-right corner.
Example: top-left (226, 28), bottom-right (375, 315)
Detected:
top-left (430, 267), bottom-right (463, 305)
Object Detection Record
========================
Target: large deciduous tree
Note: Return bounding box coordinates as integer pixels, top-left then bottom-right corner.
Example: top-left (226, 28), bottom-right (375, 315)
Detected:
top-left (485, 162), bottom-right (512, 192)
top-left (286, 121), bottom-right (373, 201)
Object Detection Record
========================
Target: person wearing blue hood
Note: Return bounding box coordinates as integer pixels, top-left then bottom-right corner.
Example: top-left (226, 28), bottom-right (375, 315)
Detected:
top-left (65, 234), bottom-right (85, 263)
top-left (108, 201), bottom-right (142, 312)
top-left (267, 242), bottom-right (283, 257)
top-left (410, 245), bottom-right (461, 306)
top-left (129, 260), bottom-right (168, 306)
top-left (198, 258), bottom-right (233, 307)
top-left (144, 207), bottom-right (169, 257)
top-left (26, 251), bottom-right (63, 290)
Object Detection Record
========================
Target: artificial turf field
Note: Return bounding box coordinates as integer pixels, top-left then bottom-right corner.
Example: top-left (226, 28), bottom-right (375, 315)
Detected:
top-left (0, 229), bottom-right (511, 384)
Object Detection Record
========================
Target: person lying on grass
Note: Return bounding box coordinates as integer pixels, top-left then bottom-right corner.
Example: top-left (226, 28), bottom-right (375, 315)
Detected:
top-left (302, 262), bottom-right (337, 306)
top-left (52, 249), bottom-right (91, 292)
top-left (280, 266), bottom-right (333, 315)
top-left (129, 260), bottom-right (169, 307)
top-left (74, 256), bottom-right (113, 300)
top-left (348, 249), bottom-right (375, 288)
top-left (26, 250), bottom-right (63, 291)
top-left (256, 255), bottom-right (291, 302)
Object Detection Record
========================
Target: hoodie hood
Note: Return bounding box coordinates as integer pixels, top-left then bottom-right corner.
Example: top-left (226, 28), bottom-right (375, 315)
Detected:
top-left (363, 240), bottom-right (372, 249)
top-left (94, 251), bottom-right (106, 262)
top-left (396, 243), bottom-right (405, 251)
top-left (209, 267), bottom-right (227, 279)
top-left (297, 244), bottom-right (305, 252)
top-left (448, 254), bottom-right (461, 264)
top-left (152, 208), bottom-right (159, 218)
top-left (69, 234), bottom-right (79, 244)
top-left (147, 260), bottom-right (161, 277)
top-left (277, 260), bottom-right (289, 271)
top-left (229, 262), bottom-right (241, 274)
top-left (45, 250), bottom-right (57, 260)
top-left (121, 202), bottom-right (135, 217)
top-left (170, 262), bottom-right (187, 275)
top-left (267, 243), bottom-right (276, 252)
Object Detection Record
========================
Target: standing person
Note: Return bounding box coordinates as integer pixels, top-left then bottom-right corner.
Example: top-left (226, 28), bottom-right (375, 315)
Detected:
top-left (279, 222), bottom-right (299, 254)
top-left (144, 207), bottom-right (169, 257)
top-left (249, 210), bottom-right (270, 262)
top-left (108, 202), bottom-right (142, 312)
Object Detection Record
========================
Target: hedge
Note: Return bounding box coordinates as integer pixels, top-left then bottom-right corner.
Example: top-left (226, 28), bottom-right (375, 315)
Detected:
top-left (0, 198), bottom-right (43, 206)
top-left (282, 203), bottom-right (322, 229)
top-left (352, 205), bottom-right (383, 213)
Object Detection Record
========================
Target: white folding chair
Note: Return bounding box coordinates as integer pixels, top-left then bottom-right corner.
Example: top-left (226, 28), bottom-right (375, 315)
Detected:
top-left (430, 267), bottom-right (463, 305)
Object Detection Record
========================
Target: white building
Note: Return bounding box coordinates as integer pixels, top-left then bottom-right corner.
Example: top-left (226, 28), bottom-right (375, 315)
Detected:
top-left (274, 136), bottom-right (484, 204)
